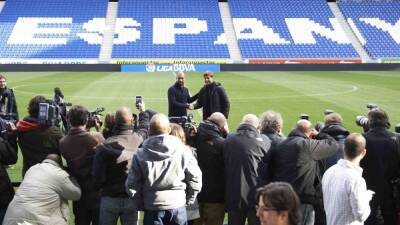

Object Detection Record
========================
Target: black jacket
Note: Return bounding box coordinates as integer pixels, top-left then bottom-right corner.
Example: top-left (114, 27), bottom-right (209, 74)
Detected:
top-left (224, 124), bottom-right (271, 211)
top-left (194, 82), bottom-right (230, 120)
top-left (193, 120), bottom-right (226, 203)
top-left (271, 129), bottom-right (338, 204)
top-left (92, 112), bottom-right (149, 197)
top-left (361, 127), bottom-right (400, 203)
top-left (261, 131), bottom-right (285, 152)
top-left (167, 83), bottom-right (197, 117)
top-left (0, 137), bottom-right (17, 209)
top-left (318, 123), bottom-right (349, 169)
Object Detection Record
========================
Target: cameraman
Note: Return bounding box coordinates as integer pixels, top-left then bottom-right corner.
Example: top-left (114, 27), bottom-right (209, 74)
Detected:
top-left (0, 75), bottom-right (18, 122)
top-left (360, 108), bottom-right (400, 225)
top-left (17, 96), bottom-right (64, 177)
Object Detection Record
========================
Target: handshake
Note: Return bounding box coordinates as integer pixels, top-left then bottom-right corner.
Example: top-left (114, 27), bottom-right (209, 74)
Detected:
top-left (187, 103), bottom-right (195, 110)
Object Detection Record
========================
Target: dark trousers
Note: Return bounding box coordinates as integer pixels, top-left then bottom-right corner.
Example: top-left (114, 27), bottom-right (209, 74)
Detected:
top-left (144, 206), bottom-right (187, 225)
top-left (0, 207), bottom-right (6, 224)
top-left (73, 201), bottom-right (99, 225)
top-left (227, 208), bottom-right (259, 225)
top-left (365, 196), bottom-right (397, 225)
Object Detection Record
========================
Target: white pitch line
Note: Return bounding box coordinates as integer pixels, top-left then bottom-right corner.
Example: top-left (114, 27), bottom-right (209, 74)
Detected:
top-left (12, 83), bottom-right (359, 101)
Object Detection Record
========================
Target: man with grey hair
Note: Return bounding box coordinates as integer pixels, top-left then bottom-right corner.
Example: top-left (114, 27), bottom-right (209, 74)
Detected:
top-left (270, 119), bottom-right (339, 225)
top-left (126, 113), bottom-right (202, 225)
top-left (224, 114), bottom-right (271, 225)
top-left (168, 71), bottom-right (197, 117)
top-left (259, 110), bottom-right (285, 150)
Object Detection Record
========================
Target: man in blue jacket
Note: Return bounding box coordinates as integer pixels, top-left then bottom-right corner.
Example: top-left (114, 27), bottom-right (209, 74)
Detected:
top-left (168, 71), bottom-right (197, 118)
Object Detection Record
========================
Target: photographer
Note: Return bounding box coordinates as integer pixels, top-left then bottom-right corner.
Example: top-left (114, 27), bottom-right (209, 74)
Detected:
top-left (60, 105), bottom-right (105, 225)
top-left (317, 112), bottom-right (349, 170)
top-left (0, 75), bottom-right (18, 122)
top-left (191, 112), bottom-right (228, 225)
top-left (17, 95), bottom-right (64, 177)
top-left (0, 136), bottom-right (17, 223)
top-left (360, 108), bottom-right (400, 225)
top-left (93, 102), bottom-right (150, 225)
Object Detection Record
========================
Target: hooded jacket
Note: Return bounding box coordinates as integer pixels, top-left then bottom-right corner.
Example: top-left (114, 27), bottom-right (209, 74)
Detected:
top-left (17, 117), bottom-right (64, 176)
top-left (193, 120), bottom-right (226, 203)
top-left (126, 134), bottom-right (202, 211)
top-left (318, 123), bottom-right (349, 169)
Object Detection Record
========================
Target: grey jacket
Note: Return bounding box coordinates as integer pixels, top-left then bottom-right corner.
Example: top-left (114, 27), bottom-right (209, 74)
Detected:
top-left (2, 159), bottom-right (81, 225)
top-left (126, 134), bottom-right (202, 211)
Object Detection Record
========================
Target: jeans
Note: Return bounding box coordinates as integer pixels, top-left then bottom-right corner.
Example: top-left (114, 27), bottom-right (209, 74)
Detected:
top-left (300, 204), bottom-right (315, 225)
top-left (228, 208), bottom-right (259, 225)
top-left (99, 196), bottom-right (138, 225)
top-left (143, 206), bottom-right (187, 225)
top-left (193, 202), bottom-right (225, 225)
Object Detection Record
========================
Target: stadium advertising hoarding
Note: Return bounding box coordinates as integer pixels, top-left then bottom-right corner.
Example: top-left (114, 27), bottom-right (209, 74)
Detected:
top-left (121, 64), bottom-right (220, 73)
top-left (0, 59), bottom-right (99, 64)
top-left (248, 59), bottom-right (363, 64)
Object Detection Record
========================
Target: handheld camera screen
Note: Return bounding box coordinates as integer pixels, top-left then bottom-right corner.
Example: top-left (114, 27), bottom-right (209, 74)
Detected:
top-left (135, 96), bottom-right (142, 108)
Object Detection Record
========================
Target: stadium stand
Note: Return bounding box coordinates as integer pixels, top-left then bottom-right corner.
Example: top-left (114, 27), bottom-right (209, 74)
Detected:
top-left (0, 0), bottom-right (108, 59)
top-left (228, 0), bottom-right (360, 59)
top-left (339, 1), bottom-right (400, 58)
top-left (111, 0), bottom-right (230, 59)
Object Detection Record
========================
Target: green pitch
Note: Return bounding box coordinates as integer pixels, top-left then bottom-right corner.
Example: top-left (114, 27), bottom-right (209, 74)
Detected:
top-left (5, 70), bottom-right (400, 182)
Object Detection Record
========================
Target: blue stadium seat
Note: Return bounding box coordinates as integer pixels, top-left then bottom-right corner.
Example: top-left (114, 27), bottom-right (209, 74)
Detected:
top-left (228, 0), bottom-right (359, 59)
top-left (0, 0), bottom-right (108, 58)
top-left (112, 0), bottom-right (230, 59)
top-left (339, 2), bottom-right (400, 58)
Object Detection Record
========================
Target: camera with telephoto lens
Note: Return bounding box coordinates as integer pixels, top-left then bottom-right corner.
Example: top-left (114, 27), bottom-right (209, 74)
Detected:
top-left (169, 113), bottom-right (197, 138)
top-left (87, 107), bottom-right (105, 128)
top-left (355, 103), bottom-right (378, 130)
top-left (38, 101), bottom-right (62, 127)
top-left (299, 113), bottom-right (309, 120)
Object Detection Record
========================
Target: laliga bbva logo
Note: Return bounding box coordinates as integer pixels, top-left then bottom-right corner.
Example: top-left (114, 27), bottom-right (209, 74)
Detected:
top-left (146, 63), bottom-right (156, 72)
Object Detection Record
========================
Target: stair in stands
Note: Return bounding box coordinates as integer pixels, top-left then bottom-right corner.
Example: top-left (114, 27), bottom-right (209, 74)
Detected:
top-left (328, 2), bottom-right (371, 60)
top-left (219, 2), bottom-right (243, 62)
top-left (99, 2), bottom-right (118, 63)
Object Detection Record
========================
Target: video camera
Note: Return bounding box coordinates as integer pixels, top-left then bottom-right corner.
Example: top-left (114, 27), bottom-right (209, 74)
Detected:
top-left (169, 113), bottom-right (197, 138)
top-left (87, 107), bottom-right (105, 128)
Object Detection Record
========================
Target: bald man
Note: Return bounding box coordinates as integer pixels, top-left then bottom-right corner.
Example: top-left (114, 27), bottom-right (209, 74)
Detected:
top-left (191, 112), bottom-right (228, 225)
top-left (224, 114), bottom-right (271, 225)
top-left (93, 105), bottom-right (149, 225)
top-left (168, 71), bottom-right (197, 117)
top-left (126, 113), bottom-right (202, 225)
top-left (270, 119), bottom-right (339, 225)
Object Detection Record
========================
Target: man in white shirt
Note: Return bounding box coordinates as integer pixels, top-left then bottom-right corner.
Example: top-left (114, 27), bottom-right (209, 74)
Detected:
top-left (322, 133), bottom-right (374, 225)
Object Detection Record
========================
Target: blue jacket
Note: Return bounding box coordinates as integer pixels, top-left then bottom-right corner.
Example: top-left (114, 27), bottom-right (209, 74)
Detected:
top-left (167, 83), bottom-right (197, 117)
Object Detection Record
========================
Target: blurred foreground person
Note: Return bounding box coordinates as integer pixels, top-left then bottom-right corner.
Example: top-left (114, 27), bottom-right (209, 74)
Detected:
top-left (2, 154), bottom-right (81, 225)
top-left (256, 182), bottom-right (301, 225)
top-left (322, 133), bottom-right (373, 225)
top-left (126, 114), bottom-right (202, 225)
